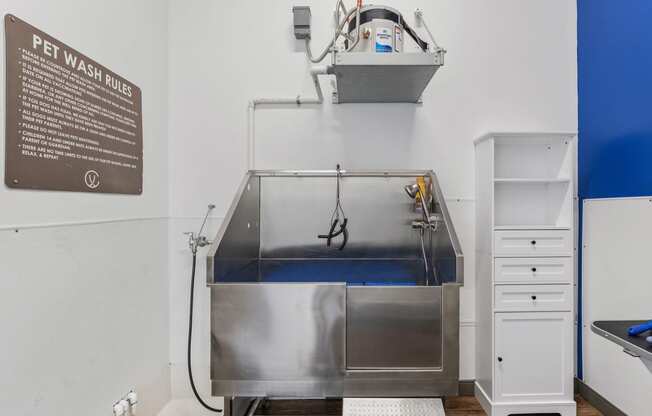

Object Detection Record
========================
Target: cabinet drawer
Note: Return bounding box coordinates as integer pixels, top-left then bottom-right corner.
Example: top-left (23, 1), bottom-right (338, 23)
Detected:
top-left (494, 257), bottom-right (572, 284)
top-left (494, 230), bottom-right (572, 257)
top-left (494, 284), bottom-right (572, 312)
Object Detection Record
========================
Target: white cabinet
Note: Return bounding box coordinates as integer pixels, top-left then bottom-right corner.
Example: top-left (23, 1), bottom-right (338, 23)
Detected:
top-left (475, 133), bottom-right (577, 416)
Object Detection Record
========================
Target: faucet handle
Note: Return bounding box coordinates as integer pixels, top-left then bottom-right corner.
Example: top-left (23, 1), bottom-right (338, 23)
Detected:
top-left (183, 231), bottom-right (198, 254)
top-left (196, 235), bottom-right (211, 248)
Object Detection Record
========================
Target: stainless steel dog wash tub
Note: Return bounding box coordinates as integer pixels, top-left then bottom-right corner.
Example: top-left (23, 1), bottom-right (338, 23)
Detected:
top-left (206, 170), bottom-right (463, 399)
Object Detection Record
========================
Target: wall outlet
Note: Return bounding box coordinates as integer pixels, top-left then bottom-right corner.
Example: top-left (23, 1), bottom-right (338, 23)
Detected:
top-left (113, 390), bottom-right (137, 416)
top-left (126, 390), bottom-right (138, 414)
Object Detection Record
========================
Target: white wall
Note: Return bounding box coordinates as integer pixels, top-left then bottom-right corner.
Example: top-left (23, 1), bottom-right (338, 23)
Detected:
top-left (0, 0), bottom-right (170, 415)
top-left (582, 198), bottom-right (652, 416)
top-left (167, 0), bottom-right (577, 408)
top-left (0, 221), bottom-right (170, 416)
top-left (0, 0), bottom-right (579, 414)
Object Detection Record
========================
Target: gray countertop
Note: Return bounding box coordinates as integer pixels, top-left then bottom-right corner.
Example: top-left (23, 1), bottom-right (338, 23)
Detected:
top-left (592, 320), bottom-right (652, 362)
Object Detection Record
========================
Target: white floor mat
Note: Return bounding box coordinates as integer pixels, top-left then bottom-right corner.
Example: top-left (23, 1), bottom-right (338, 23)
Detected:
top-left (343, 398), bottom-right (445, 416)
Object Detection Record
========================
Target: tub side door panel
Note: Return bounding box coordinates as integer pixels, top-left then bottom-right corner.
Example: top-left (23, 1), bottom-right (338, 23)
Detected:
top-left (346, 286), bottom-right (443, 369)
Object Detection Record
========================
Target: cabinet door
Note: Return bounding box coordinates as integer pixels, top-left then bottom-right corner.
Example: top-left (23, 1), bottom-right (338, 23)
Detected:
top-left (347, 286), bottom-right (442, 369)
top-left (494, 312), bottom-right (573, 402)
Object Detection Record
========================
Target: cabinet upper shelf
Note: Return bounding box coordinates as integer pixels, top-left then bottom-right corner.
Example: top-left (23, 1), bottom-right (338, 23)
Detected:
top-left (493, 225), bottom-right (571, 230)
top-left (494, 178), bottom-right (571, 184)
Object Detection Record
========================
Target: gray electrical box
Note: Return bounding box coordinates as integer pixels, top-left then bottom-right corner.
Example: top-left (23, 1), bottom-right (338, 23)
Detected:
top-left (292, 6), bottom-right (311, 39)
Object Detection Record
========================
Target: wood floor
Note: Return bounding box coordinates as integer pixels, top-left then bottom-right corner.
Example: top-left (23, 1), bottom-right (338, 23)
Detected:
top-left (254, 395), bottom-right (603, 416)
top-left (443, 395), bottom-right (602, 416)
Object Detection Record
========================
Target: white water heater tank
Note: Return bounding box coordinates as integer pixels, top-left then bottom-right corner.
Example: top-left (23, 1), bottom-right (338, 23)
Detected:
top-left (346, 5), bottom-right (429, 54)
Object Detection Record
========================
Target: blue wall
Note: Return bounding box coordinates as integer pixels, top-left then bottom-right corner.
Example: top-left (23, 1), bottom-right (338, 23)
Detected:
top-left (579, 0), bottom-right (652, 199)
top-left (577, 0), bottom-right (652, 378)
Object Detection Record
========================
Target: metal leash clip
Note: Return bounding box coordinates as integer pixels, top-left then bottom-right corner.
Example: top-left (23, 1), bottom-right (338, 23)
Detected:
top-left (318, 164), bottom-right (349, 250)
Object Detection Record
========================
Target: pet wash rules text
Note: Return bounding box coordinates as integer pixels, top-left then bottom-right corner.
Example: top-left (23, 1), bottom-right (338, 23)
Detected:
top-left (31, 34), bottom-right (133, 98)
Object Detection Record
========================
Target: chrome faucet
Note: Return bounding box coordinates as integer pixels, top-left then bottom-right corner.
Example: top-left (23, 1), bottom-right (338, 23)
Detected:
top-left (184, 204), bottom-right (215, 254)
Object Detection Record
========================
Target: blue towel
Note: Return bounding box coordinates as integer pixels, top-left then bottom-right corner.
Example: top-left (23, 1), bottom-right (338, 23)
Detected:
top-left (628, 321), bottom-right (652, 336)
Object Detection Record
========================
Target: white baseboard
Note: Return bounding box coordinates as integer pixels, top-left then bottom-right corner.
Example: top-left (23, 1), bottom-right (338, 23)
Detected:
top-left (474, 381), bottom-right (576, 416)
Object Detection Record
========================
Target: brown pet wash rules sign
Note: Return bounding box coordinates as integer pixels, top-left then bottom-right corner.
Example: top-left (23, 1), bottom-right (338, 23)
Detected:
top-left (4, 14), bottom-right (143, 194)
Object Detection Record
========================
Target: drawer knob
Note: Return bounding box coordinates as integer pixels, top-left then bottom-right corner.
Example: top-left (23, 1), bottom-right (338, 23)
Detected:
top-left (530, 240), bottom-right (537, 245)
top-left (531, 295), bottom-right (537, 300)
top-left (497, 356), bottom-right (503, 362)
top-left (531, 267), bottom-right (537, 272)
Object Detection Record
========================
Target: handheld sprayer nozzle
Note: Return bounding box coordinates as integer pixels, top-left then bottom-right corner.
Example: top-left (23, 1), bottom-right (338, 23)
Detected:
top-left (405, 181), bottom-right (432, 226)
top-left (404, 183), bottom-right (420, 199)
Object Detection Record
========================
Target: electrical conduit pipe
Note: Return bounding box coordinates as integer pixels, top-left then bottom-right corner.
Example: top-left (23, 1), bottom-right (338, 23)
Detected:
top-left (247, 66), bottom-right (330, 169)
